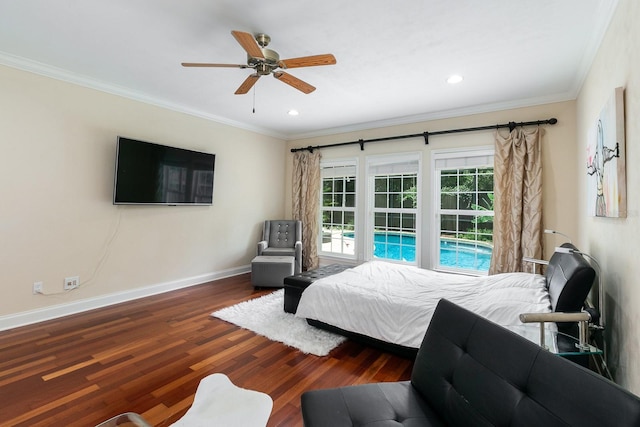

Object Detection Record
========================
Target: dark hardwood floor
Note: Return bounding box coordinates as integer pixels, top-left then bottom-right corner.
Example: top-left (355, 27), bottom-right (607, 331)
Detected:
top-left (0, 273), bottom-right (413, 426)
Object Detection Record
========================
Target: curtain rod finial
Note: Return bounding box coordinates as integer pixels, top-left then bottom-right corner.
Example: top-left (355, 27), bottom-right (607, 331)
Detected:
top-left (549, 118), bottom-right (558, 124)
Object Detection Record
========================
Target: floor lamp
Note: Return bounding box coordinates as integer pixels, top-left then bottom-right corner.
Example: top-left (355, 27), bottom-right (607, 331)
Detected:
top-left (544, 229), bottom-right (573, 244)
top-left (522, 229), bottom-right (574, 274)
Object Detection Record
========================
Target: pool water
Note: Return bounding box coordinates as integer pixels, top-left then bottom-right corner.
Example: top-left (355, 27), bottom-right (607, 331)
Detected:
top-left (373, 233), bottom-right (492, 271)
top-left (373, 233), bottom-right (416, 262)
top-left (439, 240), bottom-right (492, 272)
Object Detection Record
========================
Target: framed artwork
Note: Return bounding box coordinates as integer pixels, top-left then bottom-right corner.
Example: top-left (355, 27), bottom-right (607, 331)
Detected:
top-left (587, 86), bottom-right (626, 218)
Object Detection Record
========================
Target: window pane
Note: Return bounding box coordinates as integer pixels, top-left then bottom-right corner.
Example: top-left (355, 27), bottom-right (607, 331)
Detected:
top-left (441, 193), bottom-right (456, 209)
top-left (345, 194), bottom-right (356, 207)
top-left (389, 213), bottom-right (400, 229)
top-left (475, 217), bottom-right (494, 241)
top-left (402, 193), bottom-right (416, 209)
top-left (403, 176), bottom-right (416, 191)
top-left (389, 193), bottom-right (402, 208)
top-left (459, 174), bottom-right (474, 189)
top-left (477, 173), bottom-right (493, 191)
top-left (460, 192), bottom-right (477, 208)
top-left (458, 214), bottom-right (476, 233)
top-left (375, 177), bottom-right (387, 192)
top-left (389, 177), bottom-right (402, 192)
top-left (441, 175), bottom-right (457, 189)
top-left (402, 213), bottom-right (415, 230)
top-left (477, 192), bottom-right (493, 210)
top-left (457, 192), bottom-right (474, 210)
top-left (345, 179), bottom-right (356, 192)
top-left (440, 214), bottom-right (457, 233)
top-left (344, 211), bottom-right (355, 227)
top-left (374, 194), bottom-right (387, 208)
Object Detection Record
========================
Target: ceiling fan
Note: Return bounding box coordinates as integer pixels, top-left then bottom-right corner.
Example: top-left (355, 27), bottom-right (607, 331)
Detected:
top-left (182, 30), bottom-right (336, 95)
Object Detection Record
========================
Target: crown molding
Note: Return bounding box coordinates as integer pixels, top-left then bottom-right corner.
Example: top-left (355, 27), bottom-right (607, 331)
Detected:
top-left (0, 51), bottom-right (288, 140)
top-left (567, 0), bottom-right (620, 100)
top-left (286, 91), bottom-right (576, 141)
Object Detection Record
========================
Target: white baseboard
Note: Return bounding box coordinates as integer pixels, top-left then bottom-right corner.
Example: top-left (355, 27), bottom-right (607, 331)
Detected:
top-left (0, 265), bottom-right (250, 332)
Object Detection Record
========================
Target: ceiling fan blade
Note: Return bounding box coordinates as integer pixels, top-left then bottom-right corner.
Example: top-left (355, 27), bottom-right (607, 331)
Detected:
top-left (273, 71), bottom-right (316, 94)
top-left (279, 54), bottom-right (336, 69)
top-left (235, 74), bottom-right (260, 95)
top-left (182, 62), bottom-right (249, 68)
top-left (231, 30), bottom-right (264, 59)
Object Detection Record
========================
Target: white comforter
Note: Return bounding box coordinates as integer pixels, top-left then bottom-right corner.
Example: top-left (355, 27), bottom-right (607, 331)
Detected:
top-left (295, 261), bottom-right (551, 349)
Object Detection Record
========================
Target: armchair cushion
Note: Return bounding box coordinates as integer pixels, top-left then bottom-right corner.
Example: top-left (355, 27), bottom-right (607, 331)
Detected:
top-left (264, 220), bottom-right (301, 248)
top-left (258, 220), bottom-right (303, 274)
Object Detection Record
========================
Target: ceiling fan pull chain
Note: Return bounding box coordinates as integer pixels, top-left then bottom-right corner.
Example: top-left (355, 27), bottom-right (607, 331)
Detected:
top-left (252, 85), bottom-right (256, 113)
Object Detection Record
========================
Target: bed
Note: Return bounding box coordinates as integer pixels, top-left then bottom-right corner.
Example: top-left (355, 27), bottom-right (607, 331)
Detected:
top-left (294, 243), bottom-right (595, 358)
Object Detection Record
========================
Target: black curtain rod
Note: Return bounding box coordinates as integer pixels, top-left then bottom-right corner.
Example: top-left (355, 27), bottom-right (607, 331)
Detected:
top-left (290, 117), bottom-right (558, 153)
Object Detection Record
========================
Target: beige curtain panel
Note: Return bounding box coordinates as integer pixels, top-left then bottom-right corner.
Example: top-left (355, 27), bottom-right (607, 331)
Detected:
top-left (292, 150), bottom-right (321, 271)
top-left (490, 127), bottom-right (543, 274)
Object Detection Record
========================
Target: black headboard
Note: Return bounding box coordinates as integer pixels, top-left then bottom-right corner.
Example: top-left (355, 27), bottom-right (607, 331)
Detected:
top-left (546, 242), bottom-right (595, 313)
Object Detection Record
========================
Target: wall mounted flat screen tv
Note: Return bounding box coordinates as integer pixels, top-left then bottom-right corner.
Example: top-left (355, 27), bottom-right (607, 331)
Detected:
top-left (113, 137), bottom-right (215, 205)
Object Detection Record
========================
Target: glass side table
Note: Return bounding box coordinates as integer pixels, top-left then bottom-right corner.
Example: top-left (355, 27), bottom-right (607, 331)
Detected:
top-left (506, 324), bottom-right (611, 380)
top-left (505, 324), bottom-right (602, 356)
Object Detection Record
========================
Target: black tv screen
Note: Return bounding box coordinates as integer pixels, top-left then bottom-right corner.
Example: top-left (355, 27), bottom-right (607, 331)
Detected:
top-left (113, 137), bottom-right (215, 205)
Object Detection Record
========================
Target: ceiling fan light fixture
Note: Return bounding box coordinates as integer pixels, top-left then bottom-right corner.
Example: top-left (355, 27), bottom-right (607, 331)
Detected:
top-left (447, 74), bottom-right (464, 84)
top-left (183, 30), bottom-right (336, 95)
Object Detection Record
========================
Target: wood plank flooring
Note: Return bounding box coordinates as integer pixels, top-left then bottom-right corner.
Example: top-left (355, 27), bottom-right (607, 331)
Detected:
top-left (0, 273), bottom-right (413, 426)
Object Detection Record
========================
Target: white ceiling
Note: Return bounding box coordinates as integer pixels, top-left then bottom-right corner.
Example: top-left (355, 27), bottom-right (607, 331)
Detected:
top-left (0, 0), bottom-right (618, 139)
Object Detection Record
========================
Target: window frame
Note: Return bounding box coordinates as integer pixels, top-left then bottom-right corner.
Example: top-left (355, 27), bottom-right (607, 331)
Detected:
top-left (431, 146), bottom-right (494, 274)
top-left (318, 158), bottom-right (359, 259)
top-left (366, 152), bottom-right (422, 266)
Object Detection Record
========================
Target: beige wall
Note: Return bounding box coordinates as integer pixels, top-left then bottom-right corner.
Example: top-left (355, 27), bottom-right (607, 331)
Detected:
top-left (0, 65), bottom-right (286, 326)
top-left (576, 0), bottom-right (640, 393)
top-left (286, 101), bottom-right (579, 267)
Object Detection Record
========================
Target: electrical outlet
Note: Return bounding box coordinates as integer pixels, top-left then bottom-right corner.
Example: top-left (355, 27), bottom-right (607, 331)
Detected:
top-left (33, 281), bottom-right (43, 294)
top-left (64, 276), bottom-right (79, 290)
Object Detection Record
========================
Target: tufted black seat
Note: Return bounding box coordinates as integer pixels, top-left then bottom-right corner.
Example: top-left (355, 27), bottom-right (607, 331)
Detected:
top-left (301, 299), bottom-right (640, 427)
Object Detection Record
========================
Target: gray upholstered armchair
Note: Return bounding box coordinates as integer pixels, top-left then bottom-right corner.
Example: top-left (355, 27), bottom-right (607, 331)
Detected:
top-left (257, 220), bottom-right (303, 274)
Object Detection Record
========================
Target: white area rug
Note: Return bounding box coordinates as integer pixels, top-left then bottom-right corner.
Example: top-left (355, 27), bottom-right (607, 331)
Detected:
top-left (211, 289), bottom-right (346, 356)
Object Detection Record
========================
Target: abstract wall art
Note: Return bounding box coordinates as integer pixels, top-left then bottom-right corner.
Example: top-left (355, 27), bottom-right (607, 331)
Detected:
top-left (587, 86), bottom-right (626, 218)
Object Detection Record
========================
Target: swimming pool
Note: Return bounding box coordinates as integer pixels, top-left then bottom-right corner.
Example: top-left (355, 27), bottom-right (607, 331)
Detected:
top-left (438, 239), bottom-right (492, 272)
top-left (373, 233), bottom-right (492, 272)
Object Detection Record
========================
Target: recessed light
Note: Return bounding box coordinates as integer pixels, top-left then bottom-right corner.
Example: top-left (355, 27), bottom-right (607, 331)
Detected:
top-left (288, 109), bottom-right (299, 116)
top-left (447, 74), bottom-right (463, 84)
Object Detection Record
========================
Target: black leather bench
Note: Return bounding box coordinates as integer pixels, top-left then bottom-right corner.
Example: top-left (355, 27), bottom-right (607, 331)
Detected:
top-left (283, 264), bottom-right (351, 314)
top-left (301, 299), bottom-right (640, 427)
